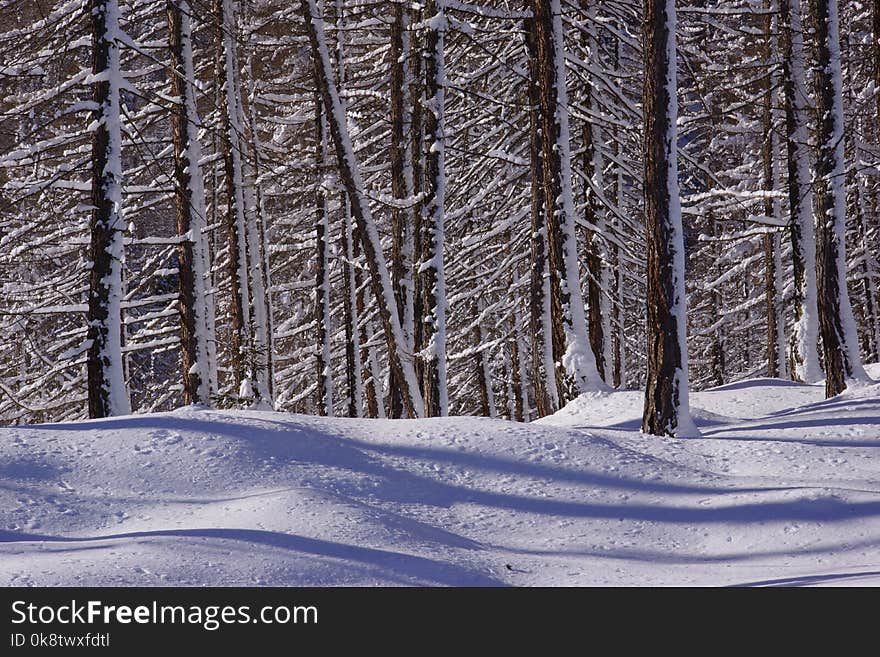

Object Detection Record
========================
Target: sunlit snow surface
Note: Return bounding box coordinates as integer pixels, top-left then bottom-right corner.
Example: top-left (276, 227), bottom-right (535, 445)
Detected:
top-left (2, 366), bottom-right (880, 587)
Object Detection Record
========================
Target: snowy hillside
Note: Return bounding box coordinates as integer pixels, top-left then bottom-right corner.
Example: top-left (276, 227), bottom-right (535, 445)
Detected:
top-left (2, 368), bottom-right (880, 587)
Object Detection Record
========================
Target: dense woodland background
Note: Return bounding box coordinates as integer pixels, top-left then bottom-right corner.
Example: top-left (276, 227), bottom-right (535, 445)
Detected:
top-left (0, 0), bottom-right (877, 429)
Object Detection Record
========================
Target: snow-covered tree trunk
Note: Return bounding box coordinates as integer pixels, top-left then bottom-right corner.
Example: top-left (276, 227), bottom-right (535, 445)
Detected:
top-left (420, 0), bottom-right (449, 417)
top-left (531, 0), bottom-right (603, 403)
top-left (361, 315), bottom-right (386, 420)
top-left (876, 0), bottom-right (880, 129)
top-left (215, 0), bottom-right (251, 394)
top-left (313, 89), bottom-right (333, 417)
top-left (841, 24), bottom-right (880, 365)
top-left (300, 0), bottom-right (424, 418)
top-left (168, 0), bottom-right (212, 406)
top-left (408, 6), bottom-right (426, 412)
top-left (513, 304), bottom-right (529, 421)
top-left (871, 0), bottom-right (880, 362)
top-left (472, 300), bottom-right (496, 418)
top-left (389, 2), bottom-right (415, 418)
top-left (242, 54), bottom-right (273, 404)
top-left (810, 0), bottom-right (868, 397)
top-left (582, 4), bottom-right (612, 384)
top-left (352, 229), bottom-right (384, 419)
top-left (761, 3), bottom-right (787, 379)
top-left (611, 25), bottom-right (626, 390)
top-left (641, 0), bottom-right (696, 437)
top-left (705, 200), bottom-right (726, 388)
top-left (852, 144), bottom-right (879, 363)
top-left (856, 167), bottom-right (880, 361)
top-left (524, 18), bottom-right (557, 416)
top-left (341, 198), bottom-right (363, 418)
top-left (86, 0), bottom-right (130, 418)
top-left (611, 226), bottom-right (626, 388)
top-left (329, 0), bottom-right (362, 418)
top-left (780, 0), bottom-right (822, 383)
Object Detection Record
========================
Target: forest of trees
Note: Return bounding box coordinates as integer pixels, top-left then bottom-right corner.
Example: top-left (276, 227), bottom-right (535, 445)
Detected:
top-left (0, 0), bottom-right (877, 436)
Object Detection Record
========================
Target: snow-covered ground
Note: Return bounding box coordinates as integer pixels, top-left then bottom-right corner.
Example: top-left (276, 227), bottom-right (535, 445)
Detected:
top-left (2, 367), bottom-right (880, 587)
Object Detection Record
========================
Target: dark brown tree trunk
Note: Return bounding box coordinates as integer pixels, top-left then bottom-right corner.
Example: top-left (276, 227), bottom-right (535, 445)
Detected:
top-left (708, 209), bottom-right (726, 387)
top-left (87, 0), bottom-right (129, 418)
top-left (313, 88), bottom-right (332, 416)
top-left (215, 0), bottom-right (249, 391)
top-left (388, 3), bottom-right (410, 419)
top-left (409, 4), bottom-right (426, 413)
top-left (524, 18), bottom-right (554, 417)
top-left (341, 200), bottom-right (360, 418)
top-left (580, 14), bottom-right (608, 384)
top-left (353, 233), bottom-right (381, 419)
top-left (583, 119), bottom-right (607, 383)
top-left (779, 0), bottom-right (821, 383)
top-left (510, 322), bottom-right (525, 422)
top-left (811, 0), bottom-right (865, 397)
top-left (168, 0), bottom-right (206, 405)
top-left (610, 23), bottom-right (625, 390)
top-left (329, 0), bottom-right (360, 418)
top-left (875, 0), bottom-right (880, 128)
top-left (419, 0), bottom-right (448, 417)
top-left (530, 0), bottom-right (599, 402)
top-left (472, 301), bottom-right (491, 417)
top-left (763, 233), bottom-right (780, 378)
top-left (531, 1), bottom-right (575, 403)
top-left (641, 0), bottom-right (692, 436)
top-left (761, 11), bottom-right (781, 379)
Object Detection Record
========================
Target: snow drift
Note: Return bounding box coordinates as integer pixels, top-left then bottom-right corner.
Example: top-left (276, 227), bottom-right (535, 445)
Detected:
top-left (2, 370), bottom-right (880, 586)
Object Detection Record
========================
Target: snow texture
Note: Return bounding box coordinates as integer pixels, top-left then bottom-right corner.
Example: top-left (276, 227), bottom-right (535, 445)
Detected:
top-left (2, 370), bottom-right (880, 586)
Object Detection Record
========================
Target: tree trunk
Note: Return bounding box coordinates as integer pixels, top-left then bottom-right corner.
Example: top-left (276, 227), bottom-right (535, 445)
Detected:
top-left (420, 0), bottom-right (449, 417)
top-left (331, 3), bottom-right (362, 418)
top-left (611, 21), bottom-right (626, 390)
top-left (472, 300), bottom-right (495, 418)
top-left (841, 23), bottom-right (880, 364)
top-left (875, 0), bottom-right (880, 129)
top-left (409, 4), bottom-right (426, 417)
top-left (858, 183), bottom-right (880, 361)
top-left (581, 3), bottom-right (612, 384)
top-left (514, 304), bottom-right (531, 420)
top-left (761, 4), bottom-right (786, 379)
top-left (87, 0), bottom-right (130, 418)
top-left (313, 88), bottom-right (333, 417)
top-left (524, 18), bottom-right (556, 416)
top-left (779, 0), bottom-right (822, 383)
top-left (241, 53), bottom-right (273, 404)
top-left (810, 0), bottom-right (867, 397)
top-left (300, 0), bottom-right (424, 417)
top-left (510, 318), bottom-right (525, 422)
top-left (530, 0), bottom-right (602, 404)
top-left (388, 3), bottom-right (415, 419)
top-left (341, 196), bottom-right (363, 418)
top-left (641, 0), bottom-right (695, 436)
top-left (583, 120), bottom-right (608, 383)
top-left (168, 0), bottom-right (213, 406)
top-left (215, 0), bottom-right (251, 394)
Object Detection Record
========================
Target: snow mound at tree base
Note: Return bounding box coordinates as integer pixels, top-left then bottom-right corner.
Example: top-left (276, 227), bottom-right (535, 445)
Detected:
top-left (2, 372), bottom-right (880, 586)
